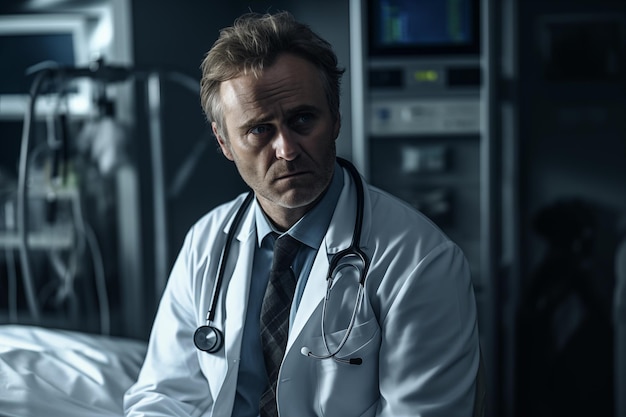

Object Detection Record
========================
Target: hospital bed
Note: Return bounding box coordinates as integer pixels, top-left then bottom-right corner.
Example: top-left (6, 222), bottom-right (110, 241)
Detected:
top-left (0, 324), bottom-right (146, 417)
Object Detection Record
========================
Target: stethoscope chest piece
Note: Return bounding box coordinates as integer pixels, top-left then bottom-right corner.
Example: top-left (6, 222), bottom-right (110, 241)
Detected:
top-left (194, 325), bottom-right (224, 353)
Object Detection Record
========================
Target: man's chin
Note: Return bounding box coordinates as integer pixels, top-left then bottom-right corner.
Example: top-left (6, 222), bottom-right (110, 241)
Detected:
top-left (275, 191), bottom-right (322, 210)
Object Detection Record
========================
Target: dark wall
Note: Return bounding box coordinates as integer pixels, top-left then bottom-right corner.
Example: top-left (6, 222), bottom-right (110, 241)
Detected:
top-left (129, 0), bottom-right (247, 290)
top-left (514, 1), bottom-right (626, 416)
top-left (517, 0), bottom-right (626, 273)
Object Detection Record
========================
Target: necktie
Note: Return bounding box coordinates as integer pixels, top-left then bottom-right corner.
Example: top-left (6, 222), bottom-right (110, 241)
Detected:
top-left (259, 234), bottom-right (301, 417)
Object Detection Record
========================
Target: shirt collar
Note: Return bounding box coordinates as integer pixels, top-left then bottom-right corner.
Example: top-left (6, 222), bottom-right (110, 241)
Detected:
top-left (254, 161), bottom-right (343, 249)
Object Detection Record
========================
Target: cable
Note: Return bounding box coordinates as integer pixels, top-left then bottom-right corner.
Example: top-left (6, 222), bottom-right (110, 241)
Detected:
top-left (168, 135), bottom-right (209, 199)
top-left (70, 185), bottom-right (109, 335)
top-left (16, 68), bottom-right (52, 323)
top-left (84, 222), bottom-right (109, 335)
top-left (3, 197), bottom-right (18, 322)
top-left (163, 70), bottom-right (200, 95)
top-left (5, 248), bottom-right (18, 322)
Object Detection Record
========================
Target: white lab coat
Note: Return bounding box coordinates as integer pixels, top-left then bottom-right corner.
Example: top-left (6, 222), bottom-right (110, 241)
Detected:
top-left (124, 166), bottom-right (481, 417)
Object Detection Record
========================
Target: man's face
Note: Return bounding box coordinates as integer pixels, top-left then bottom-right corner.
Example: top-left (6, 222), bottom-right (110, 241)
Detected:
top-left (213, 53), bottom-right (340, 228)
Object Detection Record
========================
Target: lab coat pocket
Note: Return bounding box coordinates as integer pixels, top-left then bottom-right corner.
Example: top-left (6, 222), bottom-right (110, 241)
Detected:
top-left (311, 317), bottom-right (381, 417)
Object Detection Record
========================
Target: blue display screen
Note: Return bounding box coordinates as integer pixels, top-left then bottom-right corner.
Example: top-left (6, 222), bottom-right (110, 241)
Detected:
top-left (0, 33), bottom-right (76, 94)
top-left (368, 0), bottom-right (479, 56)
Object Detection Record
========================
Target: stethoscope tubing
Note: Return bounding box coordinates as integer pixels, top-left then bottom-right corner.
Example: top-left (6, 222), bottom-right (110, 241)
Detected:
top-left (194, 191), bottom-right (254, 353)
top-left (319, 263), bottom-right (365, 360)
top-left (208, 191), bottom-right (254, 324)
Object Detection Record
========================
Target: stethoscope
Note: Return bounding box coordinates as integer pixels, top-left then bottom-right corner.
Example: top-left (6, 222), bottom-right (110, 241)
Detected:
top-left (194, 158), bottom-right (370, 366)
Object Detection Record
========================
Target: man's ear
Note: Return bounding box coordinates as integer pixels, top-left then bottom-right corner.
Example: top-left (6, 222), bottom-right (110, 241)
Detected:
top-left (212, 122), bottom-right (234, 161)
top-left (332, 113), bottom-right (341, 140)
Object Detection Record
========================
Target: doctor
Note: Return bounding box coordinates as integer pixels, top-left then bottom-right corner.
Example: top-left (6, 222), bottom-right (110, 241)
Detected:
top-left (125, 11), bottom-right (483, 417)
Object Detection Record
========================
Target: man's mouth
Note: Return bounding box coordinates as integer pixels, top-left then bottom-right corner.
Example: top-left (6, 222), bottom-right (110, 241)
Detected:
top-left (276, 171), bottom-right (308, 181)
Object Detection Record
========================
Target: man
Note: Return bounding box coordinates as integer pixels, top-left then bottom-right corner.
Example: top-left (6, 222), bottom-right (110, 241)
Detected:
top-left (125, 11), bottom-right (483, 417)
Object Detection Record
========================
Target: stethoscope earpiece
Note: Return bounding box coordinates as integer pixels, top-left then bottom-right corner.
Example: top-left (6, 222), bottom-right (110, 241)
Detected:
top-left (193, 325), bottom-right (224, 353)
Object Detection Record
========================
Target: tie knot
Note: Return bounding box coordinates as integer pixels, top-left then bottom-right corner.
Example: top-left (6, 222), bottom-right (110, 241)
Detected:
top-left (271, 234), bottom-right (301, 273)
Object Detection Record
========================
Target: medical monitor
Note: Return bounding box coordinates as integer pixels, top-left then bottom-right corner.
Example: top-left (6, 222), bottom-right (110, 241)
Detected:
top-left (367, 0), bottom-right (480, 57)
top-left (0, 14), bottom-right (91, 116)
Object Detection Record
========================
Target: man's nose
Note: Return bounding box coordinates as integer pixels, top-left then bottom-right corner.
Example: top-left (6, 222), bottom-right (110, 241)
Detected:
top-left (274, 129), bottom-right (299, 161)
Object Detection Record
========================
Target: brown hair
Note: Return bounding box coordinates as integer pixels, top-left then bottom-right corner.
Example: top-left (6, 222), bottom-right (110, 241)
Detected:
top-left (200, 11), bottom-right (344, 140)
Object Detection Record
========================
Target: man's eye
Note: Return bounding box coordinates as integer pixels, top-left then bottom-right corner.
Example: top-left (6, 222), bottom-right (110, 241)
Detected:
top-left (249, 125), bottom-right (272, 135)
top-left (294, 113), bottom-right (313, 125)
top-left (291, 113), bottom-right (316, 132)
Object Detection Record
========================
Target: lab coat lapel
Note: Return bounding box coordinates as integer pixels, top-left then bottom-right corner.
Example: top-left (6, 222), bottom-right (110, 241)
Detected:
top-left (223, 209), bottom-right (255, 356)
top-left (288, 240), bottom-right (330, 346)
top-left (210, 202), bottom-right (256, 415)
top-left (287, 167), bottom-right (362, 350)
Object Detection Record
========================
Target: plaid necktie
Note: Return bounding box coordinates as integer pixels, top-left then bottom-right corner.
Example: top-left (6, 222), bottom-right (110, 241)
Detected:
top-left (259, 234), bottom-right (301, 417)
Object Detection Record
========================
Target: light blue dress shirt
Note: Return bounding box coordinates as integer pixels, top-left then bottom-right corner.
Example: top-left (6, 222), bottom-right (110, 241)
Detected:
top-left (231, 163), bottom-right (343, 417)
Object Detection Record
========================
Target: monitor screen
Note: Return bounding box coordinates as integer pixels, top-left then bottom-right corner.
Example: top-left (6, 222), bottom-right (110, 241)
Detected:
top-left (0, 33), bottom-right (76, 94)
top-left (368, 0), bottom-right (480, 56)
top-left (0, 15), bottom-right (91, 116)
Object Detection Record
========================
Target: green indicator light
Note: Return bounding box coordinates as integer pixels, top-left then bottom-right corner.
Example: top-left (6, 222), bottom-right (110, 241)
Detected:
top-left (414, 70), bottom-right (438, 82)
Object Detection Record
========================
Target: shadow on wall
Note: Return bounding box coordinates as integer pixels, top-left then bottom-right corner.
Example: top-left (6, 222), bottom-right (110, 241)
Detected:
top-left (516, 197), bottom-right (618, 417)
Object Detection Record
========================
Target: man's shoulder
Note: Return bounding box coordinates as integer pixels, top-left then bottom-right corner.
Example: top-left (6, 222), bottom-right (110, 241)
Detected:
top-left (365, 184), bottom-right (453, 250)
top-left (367, 185), bottom-right (444, 231)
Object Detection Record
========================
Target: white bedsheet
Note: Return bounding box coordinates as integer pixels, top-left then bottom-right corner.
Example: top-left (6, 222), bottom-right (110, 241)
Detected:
top-left (0, 325), bottom-right (147, 417)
